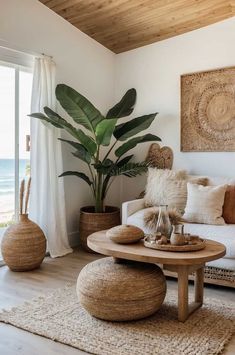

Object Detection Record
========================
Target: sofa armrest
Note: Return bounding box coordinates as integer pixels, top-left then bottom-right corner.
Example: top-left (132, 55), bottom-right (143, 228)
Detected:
top-left (122, 198), bottom-right (145, 224)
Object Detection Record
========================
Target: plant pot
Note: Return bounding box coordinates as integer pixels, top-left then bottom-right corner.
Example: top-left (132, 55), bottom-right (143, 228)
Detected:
top-left (79, 206), bottom-right (121, 252)
top-left (1, 214), bottom-right (47, 271)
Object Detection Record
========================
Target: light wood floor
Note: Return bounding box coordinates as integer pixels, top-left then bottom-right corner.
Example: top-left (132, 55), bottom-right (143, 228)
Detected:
top-left (0, 249), bottom-right (234, 355)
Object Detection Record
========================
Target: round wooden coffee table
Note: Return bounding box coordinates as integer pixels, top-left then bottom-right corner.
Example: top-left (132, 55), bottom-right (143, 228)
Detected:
top-left (88, 231), bottom-right (226, 322)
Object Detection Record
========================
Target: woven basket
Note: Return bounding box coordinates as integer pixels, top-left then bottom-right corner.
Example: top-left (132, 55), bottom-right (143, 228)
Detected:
top-left (1, 214), bottom-right (46, 271)
top-left (79, 206), bottom-right (120, 252)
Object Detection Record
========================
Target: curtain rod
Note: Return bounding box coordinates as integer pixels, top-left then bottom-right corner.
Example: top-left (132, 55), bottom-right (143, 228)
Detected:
top-left (42, 53), bottom-right (53, 59)
top-left (0, 40), bottom-right (53, 59)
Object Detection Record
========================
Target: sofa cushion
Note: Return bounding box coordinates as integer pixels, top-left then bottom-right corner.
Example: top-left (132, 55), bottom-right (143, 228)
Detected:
top-left (207, 258), bottom-right (235, 271)
top-left (183, 183), bottom-right (227, 225)
top-left (223, 185), bottom-right (235, 224)
top-left (184, 222), bottom-right (235, 259)
top-left (127, 208), bottom-right (235, 259)
top-left (144, 168), bottom-right (207, 214)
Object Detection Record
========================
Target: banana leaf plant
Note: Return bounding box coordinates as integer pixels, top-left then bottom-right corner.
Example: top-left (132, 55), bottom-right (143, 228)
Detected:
top-left (29, 85), bottom-right (161, 213)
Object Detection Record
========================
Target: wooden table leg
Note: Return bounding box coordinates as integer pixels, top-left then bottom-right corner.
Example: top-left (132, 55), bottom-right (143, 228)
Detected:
top-left (195, 266), bottom-right (204, 304)
top-left (177, 266), bottom-right (189, 322)
top-left (177, 265), bottom-right (205, 322)
top-left (163, 263), bottom-right (205, 322)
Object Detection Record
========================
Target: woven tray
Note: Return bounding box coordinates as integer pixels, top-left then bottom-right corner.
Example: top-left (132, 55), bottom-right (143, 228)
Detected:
top-left (144, 237), bottom-right (206, 252)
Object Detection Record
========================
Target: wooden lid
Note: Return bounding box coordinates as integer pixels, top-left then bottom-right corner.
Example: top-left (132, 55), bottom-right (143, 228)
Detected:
top-left (106, 224), bottom-right (144, 244)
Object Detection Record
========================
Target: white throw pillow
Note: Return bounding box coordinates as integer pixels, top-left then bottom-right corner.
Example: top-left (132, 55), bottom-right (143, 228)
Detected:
top-left (183, 183), bottom-right (227, 225)
top-left (144, 168), bottom-right (207, 215)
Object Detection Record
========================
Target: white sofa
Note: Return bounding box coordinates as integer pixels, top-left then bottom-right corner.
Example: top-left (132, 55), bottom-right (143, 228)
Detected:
top-left (122, 175), bottom-right (235, 287)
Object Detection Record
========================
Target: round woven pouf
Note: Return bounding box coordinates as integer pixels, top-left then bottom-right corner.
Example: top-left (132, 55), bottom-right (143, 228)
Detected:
top-left (77, 257), bottom-right (166, 321)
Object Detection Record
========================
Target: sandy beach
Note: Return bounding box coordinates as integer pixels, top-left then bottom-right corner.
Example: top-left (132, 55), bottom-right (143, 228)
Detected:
top-left (0, 194), bottom-right (14, 224)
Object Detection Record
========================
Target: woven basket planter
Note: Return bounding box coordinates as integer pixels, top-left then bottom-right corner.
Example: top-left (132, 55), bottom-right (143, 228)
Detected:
top-left (77, 257), bottom-right (166, 321)
top-left (1, 214), bottom-right (46, 271)
top-left (79, 206), bottom-right (120, 252)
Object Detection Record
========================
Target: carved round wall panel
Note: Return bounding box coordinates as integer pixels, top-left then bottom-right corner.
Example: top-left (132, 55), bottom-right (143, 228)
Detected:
top-left (194, 83), bottom-right (235, 141)
top-left (181, 67), bottom-right (235, 151)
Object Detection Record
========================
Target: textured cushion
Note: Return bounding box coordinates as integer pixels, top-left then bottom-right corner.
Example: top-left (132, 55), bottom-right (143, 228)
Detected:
top-left (223, 185), bottom-right (235, 224)
top-left (183, 183), bottom-right (227, 225)
top-left (144, 168), bottom-right (207, 214)
top-left (127, 208), bottom-right (235, 260)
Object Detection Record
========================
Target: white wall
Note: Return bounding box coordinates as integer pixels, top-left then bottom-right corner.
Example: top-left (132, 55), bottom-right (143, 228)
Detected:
top-left (115, 17), bottom-right (235, 202)
top-left (0, 0), bottom-right (116, 243)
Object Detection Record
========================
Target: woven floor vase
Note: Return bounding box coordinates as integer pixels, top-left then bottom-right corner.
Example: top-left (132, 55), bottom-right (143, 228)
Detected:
top-left (77, 257), bottom-right (166, 321)
top-left (1, 214), bottom-right (46, 272)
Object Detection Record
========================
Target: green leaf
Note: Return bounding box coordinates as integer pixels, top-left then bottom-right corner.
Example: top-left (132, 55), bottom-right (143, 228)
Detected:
top-left (70, 129), bottom-right (96, 156)
top-left (59, 171), bottom-right (92, 185)
top-left (116, 155), bottom-right (134, 167)
top-left (72, 150), bottom-right (91, 164)
top-left (101, 155), bottom-right (138, 199)
top-left (106, 88), bottom-right (136, 119)
top-left (115, 134), bottom-right (161, 157)
top-left (43, 107), bottom-right (77, 134)
top-left (109, 162), bottom-right (149, 177)
top-left (58, 126), bottom-right (96, 156)
top-left (42, 107), bottom-right (97, 156)
top-left (58, 138), bottom-right (83, 150)
top-left (59, 138), bottom-right (91, 163)
top-left (56, 84), bottom-right (104, 131)
top-left (114, 113), bottom-right (158, 141)
top-left (29, 112), bottom-right (63, 128)
top-left (93, 159), bottom-right (114, 174)
top-left (95, 118), bottom-right (117, 146)
top-left (44, 107), bottom-right (67, 127)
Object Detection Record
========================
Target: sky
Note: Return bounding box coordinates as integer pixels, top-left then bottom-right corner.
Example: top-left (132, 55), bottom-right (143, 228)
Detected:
top-left (0, 64), bottom-right (32, 159)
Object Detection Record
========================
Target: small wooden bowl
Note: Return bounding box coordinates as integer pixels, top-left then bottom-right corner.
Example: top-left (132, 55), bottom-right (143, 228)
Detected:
top-left (107, 225), bottom-right (144, 244)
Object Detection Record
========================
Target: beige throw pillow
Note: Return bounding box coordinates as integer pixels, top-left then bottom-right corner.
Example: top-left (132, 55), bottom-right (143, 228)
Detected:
top-left (144, 168), bottom-right (207, 215)
top-left (183, 183), bottom-right (227, 225)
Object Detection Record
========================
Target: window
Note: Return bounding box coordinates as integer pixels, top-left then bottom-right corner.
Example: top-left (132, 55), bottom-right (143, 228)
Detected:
top-left (0, 52), bottom-right (33, 261)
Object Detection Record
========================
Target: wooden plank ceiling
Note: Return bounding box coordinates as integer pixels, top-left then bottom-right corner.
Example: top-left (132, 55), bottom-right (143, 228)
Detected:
top-left (39, 0), bottom-right (235, 53)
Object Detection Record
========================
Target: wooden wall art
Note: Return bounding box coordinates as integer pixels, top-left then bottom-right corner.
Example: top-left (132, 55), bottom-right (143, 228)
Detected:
top-left (146, 143), bottom-right (173, 169)
top-left (181, 67), bottom-right (235, 152)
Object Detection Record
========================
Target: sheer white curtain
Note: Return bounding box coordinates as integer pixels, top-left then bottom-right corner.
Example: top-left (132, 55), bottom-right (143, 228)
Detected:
top-left (29, 57), bottom-right (72, 257)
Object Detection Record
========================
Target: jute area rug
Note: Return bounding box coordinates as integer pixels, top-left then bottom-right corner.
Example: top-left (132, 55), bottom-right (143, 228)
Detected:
top-left (0, 285), bottom-right (234, 355)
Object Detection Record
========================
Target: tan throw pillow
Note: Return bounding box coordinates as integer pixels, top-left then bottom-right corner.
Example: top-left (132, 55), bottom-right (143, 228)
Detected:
top-left (222, 185), bottom-right (235, 224)
top-left (183, 183), bottom-right (227, 225)
top-left (144, 168), bottom-right (207, 215)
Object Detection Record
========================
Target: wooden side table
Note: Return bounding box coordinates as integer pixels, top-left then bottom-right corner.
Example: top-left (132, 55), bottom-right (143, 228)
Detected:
top-left (88, 231), bottom-right (226, 322)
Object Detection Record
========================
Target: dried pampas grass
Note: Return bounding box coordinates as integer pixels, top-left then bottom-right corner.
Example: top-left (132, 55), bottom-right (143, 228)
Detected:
top-left (144, 207), bottom-right (183, 231)
top-left (20, 179), bottom-right (25, 215)
top-left (24, 177), bottom-right (31, 214)
top-left (19, 177), bottom-right (31, 215)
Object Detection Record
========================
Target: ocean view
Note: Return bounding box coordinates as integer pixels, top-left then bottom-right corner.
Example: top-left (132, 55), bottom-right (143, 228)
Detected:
top-left (0, 159), bottom-right (30, 225)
